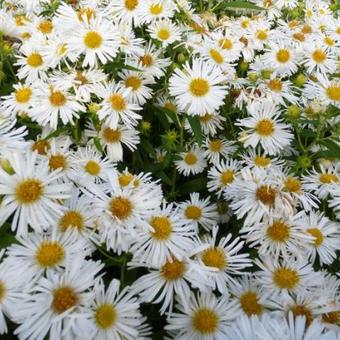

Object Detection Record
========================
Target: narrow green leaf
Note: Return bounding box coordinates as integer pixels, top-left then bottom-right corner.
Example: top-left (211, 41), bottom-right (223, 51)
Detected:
top-left (319, 139), bottom-right (340, 159)
top-left (140, 138), bottom-right (157, 157)
top-left (156, 106), bottom-right (180, 128)
top-left (179, 177), bottom-right (208, 194)
top-left (93, 137), bottom-right (104, 155)
top-left (215, 1), bottom-right (265, 11)
top-left (187, 115), bottom-right (203, 146)
top-left (43, 127), bottom-right (68, 140)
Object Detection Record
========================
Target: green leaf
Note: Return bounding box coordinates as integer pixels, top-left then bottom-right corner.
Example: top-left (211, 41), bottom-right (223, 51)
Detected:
top-left (214, 1), bottom-right (265, 11)
top-left (93, 137), bottom-right (104, 155)
top-left (319, 139), bottom-right (340, 159)
top-left (187, 115), bottom-right (203, 146)
top-left (43, 127), bottom-right (69, 140)
top-left (140, 138), bottom-right (157, 157)
top-left (179, 177), bottom-right (208, 194)
top-left (156, 106), bottom-right (180, 128)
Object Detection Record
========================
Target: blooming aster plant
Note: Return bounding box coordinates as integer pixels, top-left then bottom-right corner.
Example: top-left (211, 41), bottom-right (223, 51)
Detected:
top-left (0, 0), bottom-right (339, 339)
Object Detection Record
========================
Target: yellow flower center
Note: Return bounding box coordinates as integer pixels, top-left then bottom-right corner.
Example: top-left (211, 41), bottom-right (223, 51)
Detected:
top-left (157, 28), bottom-right (170, 41)
top-left (110, 196), bottom-right (133, 220)
top-left (77, 7), bottom-right (96, 22)
top-left (256, 30), bottom-right (268, 41)
top-left (302, 25), bottom-right (312, 34)
top-left (322, 311), bottom-right (340, 325)
top-left (119, 174), bottom-right (133, 187)
top-left (307, 228), bottom-right (324, 247)
top-left (209, 49), bottom-right (224, 64)
top-left (268, 79), bottom-right (283, 92)
top-left (254, 156), bottom-right (271, 167)
top-left (49, 154), bottom-right (68, 171)
top-left (149, 3), bottom-right (163, 15)
top-left (324, 36), bottom-right (334, 46)
top-left (292, 32), bottom-right (305, 42)
top-left (185, 205), bottom-right (202, 220)
top-left (241, 19), bottom-right (250, 29)
top-left (161, 259), bottom-right (186, 280)
top-left (32, 140), bottom-right (50, 155)
top-left (95, 304), bottom-right (117, 329)
top-left (284, 177), bottom-right (301, 193)
top-left (273, 267), bottom-right (300, 290)
top-left (312, 49), bottom-right (326, 63)
top-left (15, 179), bottom-right (43, 204)
top-left (255, 119), bottom-right (275, 136)
top-left (59, 210), bottom-right (84, 232)
top-left (199, 113), bottom-right (213, 123)
top-left (189, 78), bottom-right (210, 97)
top-left (109, 94), bottom-right (126, 111)
top-left (103, 127), bottom-right (121, 143)
top-left (150, 216), bottom-right (172, 240)
top-left (219, 38), bottom-right (233, 50)
top-left (276, 49), bottom-right (290, 63)
top-left (256, 185), bottom-right (276, 205)
top-left (140, 54), bottom-right (153, 67)
top-left (15, 87), bottom-right (32, 104)
top-left (57, 43), bottom-right (68, 56)
top-left (240, 291), bottom-right (263, 316)
top-left (75, 71), bottom-right (88, 85)
top-left (202, 247), bottom-right (227, 270)
top-left (125, 76), bottom-right (142, 91)
top-left (220, 170), bottom-right (235, 185)
top-left (184, 153), bottom-right (197, 165)
top-left (319, 173), bottom-right (339, 183)
top-left (27, 53), bottom-right (43, 67)
top-left (35, 241), bottom-right (65, 267)
top-left (52, 287), bottom-right (78, 314)
top-left (290, 305), bottom-right (313, 326)
top-left (164, 101), bottom-right (176, 112)
top-left (38, 20), bottom-right (53, 34)
top-left (85, 160), bottom-right (101, 176)
top-left (0, 281), bottom-right (6, 303)
top-left (209, 139), bottom-right (222, 152)
top-left (125, 0), bottom-right (139, 10)
top-left (266, 220), bottom-right (290, 242)
top-left (49, 90), bottom-right (66, 107)
top-left (325, 85), bottom-right (340, 101)
top-left (192, 308), bottom-right (219, 334)
top-left (84, 31), bottom-right (103, 49)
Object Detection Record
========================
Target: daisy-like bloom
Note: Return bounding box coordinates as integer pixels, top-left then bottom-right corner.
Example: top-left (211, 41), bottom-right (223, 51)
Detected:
top-left (254, 256), bottom-right (322, 296)
top-left (130, 256), bottom-right (212, 314)
top-left (295, 210), bottom-right (340, 266)
top-left (224, 315), bottom-right (259, 340)
top-left (203, 137), bottom-right (237, 164)
top-left (329, 192), bottom-right (340, 220)
top-left (85, 170), bottom-right (161, 254)
top-left (1, 82), bottom-right (36, 118)
top-left (175, 144), bottom-right (207, 176)
top-left (69, 146), bottom-right (115, 185)
top-left (304, 76), bottom-right (340, 109)
top-left (207, 159), bottom-right (241, 197)
top-left (184, 112), bottom-right (226, 136)
top-left (68, 17), bottom-right (119, 68)
top-left (237, 100), bottom-right (293, 155)
top-left (15, 44), bottom-right (47, 83)
top-left (97, 82), bottom-right (142, 129)
top-left (137, 0), bottom-right (175, 24)
top-left (117, 22), bottom-right (144, 56)
top-left (165, 292), bottom-right (239, 339)
top-left (111, 0), bottom-right (142, 25)
top-left (75, 278), bottom-right (146, 340)
top-left (130, 202), bottom-right (197, 267)
top-left (118, 69), bottom-right (154, 105)
top-left (261, 42), bottom-right (299, 76)
top-left (148, 19), bottom-right (182, 47)
top-left (30, 84), bottom-right (86, 130)
top-left (0, 151), bottom-right (70, 236)
top-left (86, 123), bottom-right (140, 162)
top-left (241, 148), bottom-right (283, 171)
top-left (169, 58), bottom-right (228, 116)
top-left (177, 192), bottom-right (218, 232)
top-left (0, 119), bottom-right (27, 156)
top-left (13, 258), bottom-right (103, 340)
top-left (302, 164), bottom-right (340, 199)
top-left (301, 43), bottom-right (337, 76)
top-left (131, 42), bottom-right (171, 79)
top-left (240, 214), bottom-right (312, 261)
top-left (6, 228), bottom-right (89, 282)
top-left (196, 226), bottom-right (252, 294)
top-left (229, 275), bottom-right (268, 318)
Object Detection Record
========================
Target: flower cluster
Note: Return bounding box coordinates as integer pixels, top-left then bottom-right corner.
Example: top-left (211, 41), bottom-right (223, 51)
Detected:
top-left (0, 0), bottom-right (339, 339)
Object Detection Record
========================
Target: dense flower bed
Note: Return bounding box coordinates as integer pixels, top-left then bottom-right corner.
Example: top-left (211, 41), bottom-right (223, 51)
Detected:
top-left (0, 0), bottom-right (339, 339)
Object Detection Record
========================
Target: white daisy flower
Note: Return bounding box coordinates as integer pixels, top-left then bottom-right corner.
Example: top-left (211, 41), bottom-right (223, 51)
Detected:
top-left (196, 226), bottom-right (252, 294)
top-left (169, 58), bottom-right (228, 116)
top-left (203, 137), bottom-right (237, 164)
top-left (0, 151), bottom-right (70, 236)
top-left (97, 82), bottom-right (142, 129)
top-left (137, 0), bottom-right (175, 24)
top-left (241, 148), bottom-right (284, 170)
top-left (177, 192), bottom-right (218, 232)
top-left (237, 100), bottom-right (293, 155)
top-left (175, 144), bottom-right (207, 176)
top-left (117, 22), bottom-right (145, 56)
top-left (165, 292), bottom-right (239, 339)
top-left (111, 0), bottom-right (142, 25)
top-left (0, 119), bottom-right (27, 156)
top-left (148, 19), bottom-right (182, 47)
top-left (184, 112), bottom-right (226, 137)
top-left (13, 258), bottom-right (103, 340)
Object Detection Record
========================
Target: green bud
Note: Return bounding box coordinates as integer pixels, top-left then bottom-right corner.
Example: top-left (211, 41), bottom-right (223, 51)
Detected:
top-left (88, 102), bottom-right (100, 114)
top-left (290, 8), bottom-right (300, 18)
top-left (177, 53), bottom-right (186, 64)
top-left (261, 69), bottom-right (272, 80)
top-left (140, 120), bottom-right (152, 135)
top-left (248, 72), bottom-right (258, 83)
top-left (293, 74), bottom-right (307, 87)
top-left (297, 155), bottom-right (312, 169)
top-left (165, 130), bottom-right (178, 144)
top-left (239, 60), bottom-right (249, 72)
top-left (0, 158), bottom-right (14, 175)
top-left (287, 105), bottom-right (301, 119)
